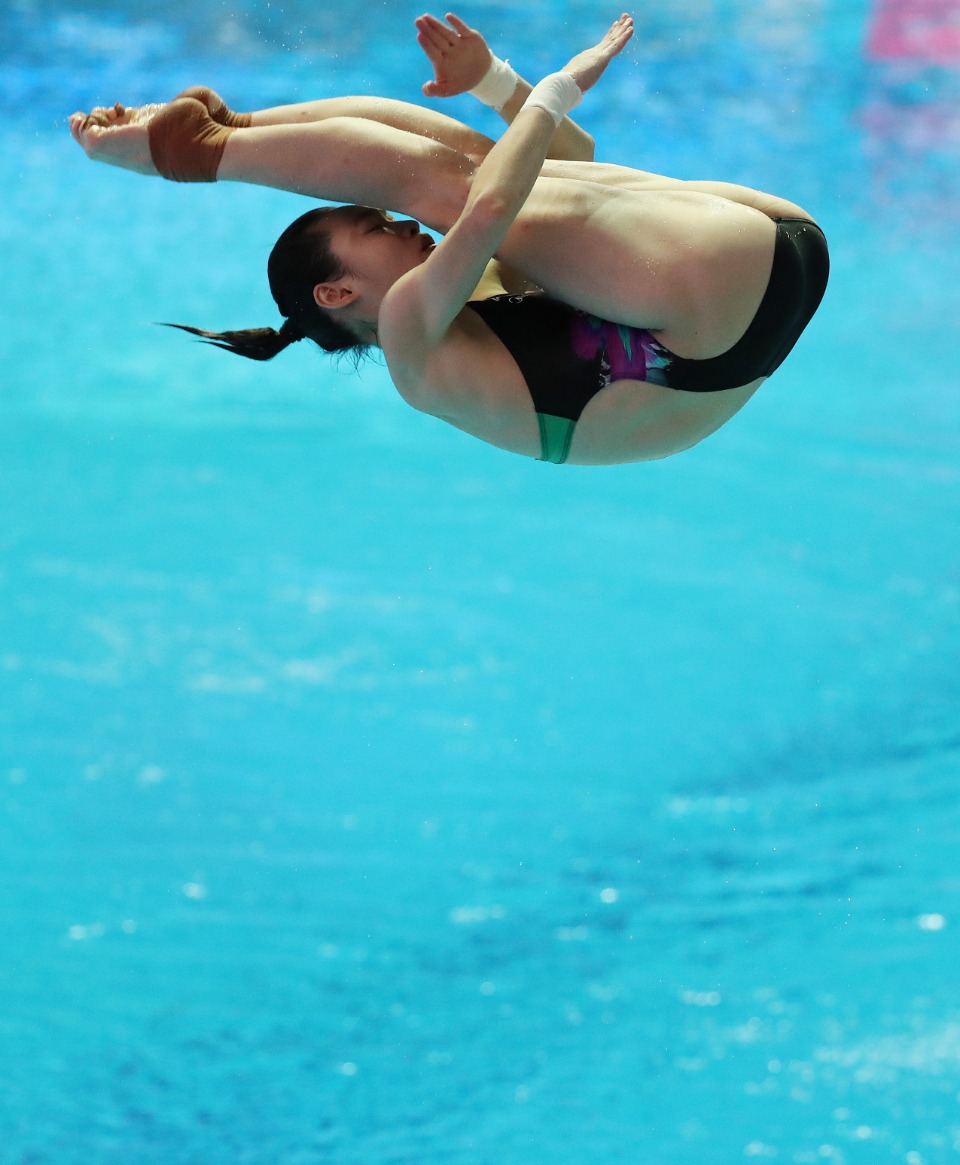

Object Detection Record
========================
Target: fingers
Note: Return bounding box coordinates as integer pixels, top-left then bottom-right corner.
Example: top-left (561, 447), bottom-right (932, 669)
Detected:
top-left (445, 13), bottom-right (476, 37)
top-left (561, 13), bottom-right (633, 93)
top-left (415, 28), bottom-right (439, 61)
top-left (416, 29), bottom-right (446, 58)
top-left (591, 13), bottom-right (633, 63)
top-left (415, 11), bottom-right (477, 46)
top-left (606, 13), bottom-right (634, 48)
top-left (415, 14), bottom-right (456, 49)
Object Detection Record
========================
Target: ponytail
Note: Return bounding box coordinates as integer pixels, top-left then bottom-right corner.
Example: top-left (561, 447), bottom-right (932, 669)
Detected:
top-left (159, 317), bottom-right (305, 361)
top-left (164, 207), bottom-right (373, 365)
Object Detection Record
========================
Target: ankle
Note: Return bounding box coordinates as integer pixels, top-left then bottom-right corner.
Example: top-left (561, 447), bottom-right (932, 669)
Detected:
top-left (148, 98), bottom-right (236, 182)
top-left (172, 86), bottom-right (252, 129)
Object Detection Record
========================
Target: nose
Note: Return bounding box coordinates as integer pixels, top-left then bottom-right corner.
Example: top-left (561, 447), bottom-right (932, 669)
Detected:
top-left (397, 219), bottom-right (419, 237)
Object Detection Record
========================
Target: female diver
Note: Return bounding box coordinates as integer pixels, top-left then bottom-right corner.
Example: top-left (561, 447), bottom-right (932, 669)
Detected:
top-left (68, 13), bottom-right (828, 466)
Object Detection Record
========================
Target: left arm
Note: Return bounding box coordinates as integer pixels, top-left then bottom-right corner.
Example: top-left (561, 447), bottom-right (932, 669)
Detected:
top-left (382, 17), bottom-right (634, 397)
top-left (384, 104), bottom-right (565, 358)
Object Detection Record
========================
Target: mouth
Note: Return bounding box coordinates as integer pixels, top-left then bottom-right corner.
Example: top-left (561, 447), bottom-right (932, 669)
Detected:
top-left (418, 233), bottom-right (436, 253)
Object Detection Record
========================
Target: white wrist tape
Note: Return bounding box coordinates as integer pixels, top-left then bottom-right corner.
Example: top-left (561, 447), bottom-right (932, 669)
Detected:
top-left (469, 55), bottom-right (520, 111)
top-left (523, 72), bottom-right (582, 127)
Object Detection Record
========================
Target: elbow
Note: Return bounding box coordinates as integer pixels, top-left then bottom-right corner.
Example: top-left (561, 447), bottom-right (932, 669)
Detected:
top-left (553, 131), bottom-right (595, 163)
top-left (568, 131), bottom-right (596, 162)
top-left (397, 379), bottom-right (441, 417)
top-left (465, 190), bottom-right (513, 228)
top-left (397, 381), bottom-right (428, 414)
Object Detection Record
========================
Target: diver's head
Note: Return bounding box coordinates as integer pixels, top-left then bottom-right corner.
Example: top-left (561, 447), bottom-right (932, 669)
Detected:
top-left (164, 203), bottom-right (433, 362)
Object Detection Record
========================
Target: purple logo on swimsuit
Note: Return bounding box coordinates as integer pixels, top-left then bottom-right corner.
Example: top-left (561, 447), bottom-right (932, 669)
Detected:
top-left (571, 312), bottom-right (673, 386)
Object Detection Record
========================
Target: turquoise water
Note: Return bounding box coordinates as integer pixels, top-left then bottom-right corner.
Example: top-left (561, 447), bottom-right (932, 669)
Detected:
top-left (3, 1), bottom-right (960, 1161)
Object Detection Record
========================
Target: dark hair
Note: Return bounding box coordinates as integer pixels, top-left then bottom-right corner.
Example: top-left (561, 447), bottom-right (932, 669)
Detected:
top-left (162, 207), bottom-right (372, 363)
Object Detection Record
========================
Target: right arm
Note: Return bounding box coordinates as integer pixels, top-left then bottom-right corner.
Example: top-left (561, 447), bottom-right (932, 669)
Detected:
top-left (384, 102), bottom-right (568, 358)
top-left (245, 12), bottom-right (600, 166)
top-left (489, 73), bottom-right (596, 162)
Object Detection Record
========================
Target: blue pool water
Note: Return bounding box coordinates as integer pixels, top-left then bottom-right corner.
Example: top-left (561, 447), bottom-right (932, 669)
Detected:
top-left (3, 1), bottom-right (960, 1161)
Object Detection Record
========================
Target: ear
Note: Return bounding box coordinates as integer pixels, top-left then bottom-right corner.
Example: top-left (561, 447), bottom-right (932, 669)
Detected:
top-left (313, 281), bottom-right (357, 311)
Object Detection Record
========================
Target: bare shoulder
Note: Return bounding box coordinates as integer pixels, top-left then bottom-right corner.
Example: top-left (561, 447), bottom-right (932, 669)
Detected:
top-left (377, 267), bottom-right (464, 411)
top-left (377, 269), bottom-right (434, 397)
top-left (379, 314), bottom-right (480, 421)
top-left (379, 291), bottom-right (538, 456)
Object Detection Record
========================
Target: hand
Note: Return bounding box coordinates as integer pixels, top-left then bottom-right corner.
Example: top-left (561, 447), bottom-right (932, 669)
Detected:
top-left (563, 13), bottom-right (634, 94)
top-left (415, 12), bottom-right (494, 98)
top-left (68, 102), bottom-right (162, 175)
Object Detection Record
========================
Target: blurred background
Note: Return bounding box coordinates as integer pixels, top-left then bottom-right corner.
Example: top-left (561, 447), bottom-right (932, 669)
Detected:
top-left (2, 0), bottom-right (960, 1161)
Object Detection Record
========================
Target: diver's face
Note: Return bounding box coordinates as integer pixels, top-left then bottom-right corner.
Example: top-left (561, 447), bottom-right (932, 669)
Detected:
top-left (326, 206), bottom-right (436, 289)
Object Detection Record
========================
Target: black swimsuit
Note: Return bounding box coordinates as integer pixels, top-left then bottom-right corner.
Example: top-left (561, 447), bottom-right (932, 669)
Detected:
top-left (466, 217), bottom-right (830, 464)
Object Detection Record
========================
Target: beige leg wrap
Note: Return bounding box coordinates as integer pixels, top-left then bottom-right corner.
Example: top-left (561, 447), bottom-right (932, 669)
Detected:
top-left (148, 98), bottom-right (236, 182)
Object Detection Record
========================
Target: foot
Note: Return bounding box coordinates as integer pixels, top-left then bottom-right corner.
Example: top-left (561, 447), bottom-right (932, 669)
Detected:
top-left (69, 96), bottom-right (236, 182)
top-left (68, 102), bottom-right (162, 175)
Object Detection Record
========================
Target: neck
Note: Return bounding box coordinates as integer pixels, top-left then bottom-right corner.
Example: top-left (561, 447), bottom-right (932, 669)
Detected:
top-left (333, 298), bottom-right (380, 347)
top-left (352, 317), bottom-right (380, 346)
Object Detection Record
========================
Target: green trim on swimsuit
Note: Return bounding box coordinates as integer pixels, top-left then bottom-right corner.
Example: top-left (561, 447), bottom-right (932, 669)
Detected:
top-left (537, 413), bottom-right (576, 465)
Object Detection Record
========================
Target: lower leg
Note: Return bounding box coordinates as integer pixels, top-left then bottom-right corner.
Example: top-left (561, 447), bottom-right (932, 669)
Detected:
top-left (178, 86), bottom-right (493, 163)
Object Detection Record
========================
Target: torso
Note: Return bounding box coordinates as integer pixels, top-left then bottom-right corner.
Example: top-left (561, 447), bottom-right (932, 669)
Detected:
top-left (388, 296), bottom-right (763, 466)
top-left (399, 302), bottom-right (544, 460)
top-left (391, 184), bottom-right (822, 465)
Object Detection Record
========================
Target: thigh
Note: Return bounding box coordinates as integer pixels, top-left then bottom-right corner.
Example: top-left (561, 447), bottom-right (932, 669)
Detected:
top-left (501, 178), bottom-right (776, 343)
top-left (567, 376), bottom-right (765, 465)
top-left (540, 161), bottom-right (813, 221)
top-left (501, 178), bottom-right (691, 329)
